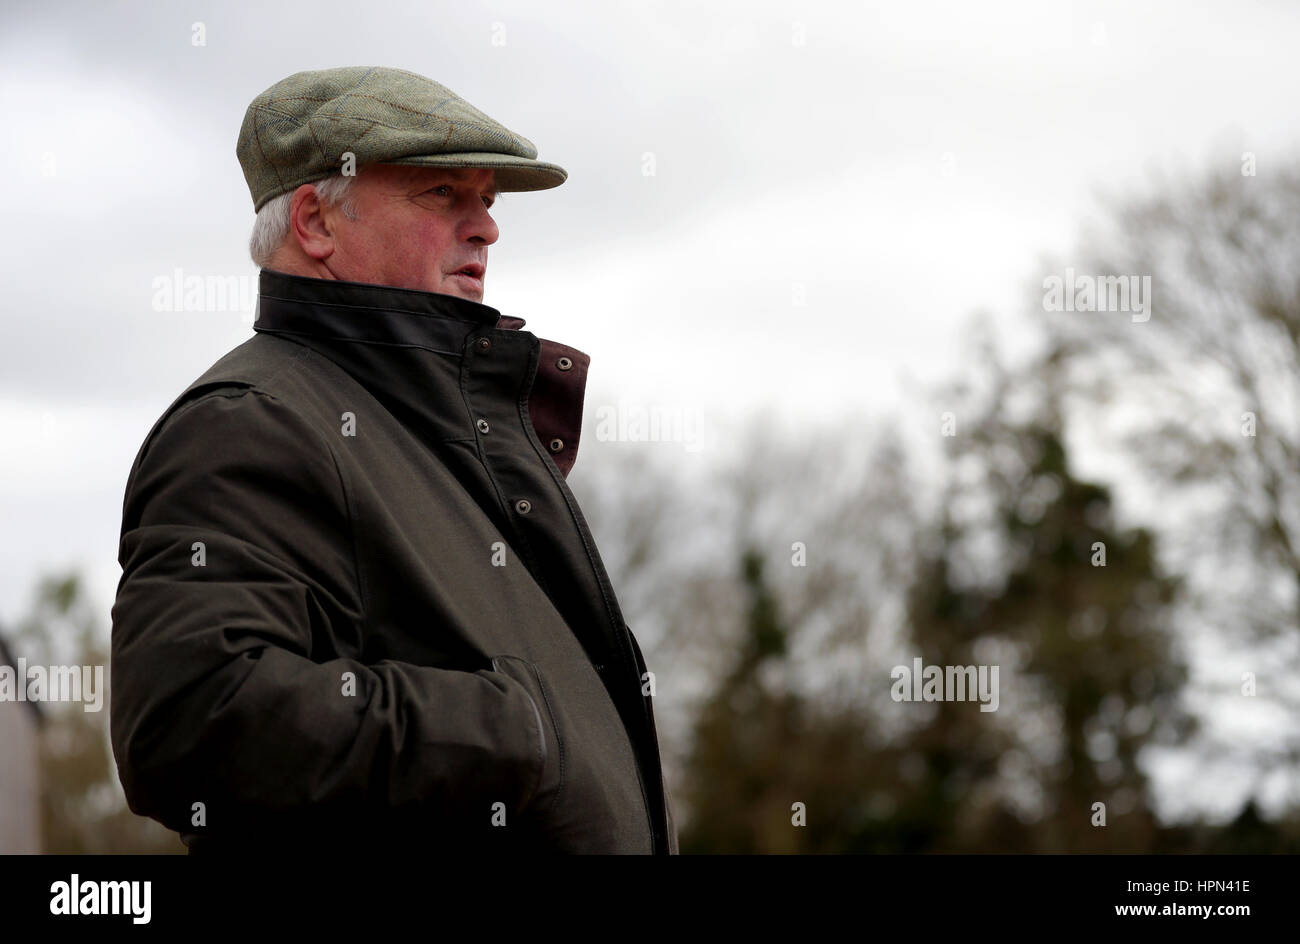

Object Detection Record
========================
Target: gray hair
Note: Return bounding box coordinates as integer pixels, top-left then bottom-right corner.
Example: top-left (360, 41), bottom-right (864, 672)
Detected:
top-left (248, 173), bottom-right (361, 267)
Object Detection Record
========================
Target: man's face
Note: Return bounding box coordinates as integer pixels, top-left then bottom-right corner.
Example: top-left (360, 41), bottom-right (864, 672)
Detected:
top-left (319, 164), bottom-right (500, 302)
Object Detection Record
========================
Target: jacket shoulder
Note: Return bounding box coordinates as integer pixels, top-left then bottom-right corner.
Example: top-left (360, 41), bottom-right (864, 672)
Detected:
top-left (122, 334), bottom-right (336, 499)
top-left (147, 332), bottom-right (338, 438)
top-left (179, 332), bottom-right (315, 403)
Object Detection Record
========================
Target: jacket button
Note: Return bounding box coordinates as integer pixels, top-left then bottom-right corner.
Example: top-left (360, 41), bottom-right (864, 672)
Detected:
top-left (476, 337), bottom-right (491, 352)
top-left (549, 438), bottom-right (564, 452)
top-left (476, 418), bottom-right (490, 434)
top-left (515, 499), bottom-right (532, 514)
top-left (556, 356), bottom-right (573, 371)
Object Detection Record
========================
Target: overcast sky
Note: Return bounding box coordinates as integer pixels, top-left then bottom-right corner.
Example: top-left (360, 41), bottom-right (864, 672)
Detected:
top-left (3, 0), bottom-right (1299, 819)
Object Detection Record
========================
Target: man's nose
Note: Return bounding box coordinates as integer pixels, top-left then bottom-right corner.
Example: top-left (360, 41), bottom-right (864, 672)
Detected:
top-left (465, 199), bottom-right (500, 245)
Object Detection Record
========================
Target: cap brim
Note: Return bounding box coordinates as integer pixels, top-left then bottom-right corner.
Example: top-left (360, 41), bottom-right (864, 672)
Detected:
top-left (385, 152), bottom-right (567, 192)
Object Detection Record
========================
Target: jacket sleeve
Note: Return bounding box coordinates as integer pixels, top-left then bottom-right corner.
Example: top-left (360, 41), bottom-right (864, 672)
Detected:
top-left (109, 387), bottom-right (547, 837)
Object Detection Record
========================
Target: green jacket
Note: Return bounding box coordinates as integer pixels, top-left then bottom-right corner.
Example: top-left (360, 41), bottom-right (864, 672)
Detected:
top-left (110, 269), bottom-right (679, 854)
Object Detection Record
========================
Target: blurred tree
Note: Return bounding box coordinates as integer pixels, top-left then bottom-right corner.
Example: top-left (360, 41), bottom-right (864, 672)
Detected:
top-left (676, 546), bottom-right (796, 853)
top-left (11, 571), bottom-right (182, 853)
top-left (573, 417), bottom-right (924, 850)
top-left (898, 335), bottom-right (1196, 851)
top-left (1041, 161), bottom-right (1300, 784)
top-left (671, 333), bottom-right (1211, 853)
top-left (677, 545), bottom-right (898, 854)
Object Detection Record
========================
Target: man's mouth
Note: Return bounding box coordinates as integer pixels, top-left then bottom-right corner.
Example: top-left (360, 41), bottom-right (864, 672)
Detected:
top-left (452, 263), bottom-right (485, 287)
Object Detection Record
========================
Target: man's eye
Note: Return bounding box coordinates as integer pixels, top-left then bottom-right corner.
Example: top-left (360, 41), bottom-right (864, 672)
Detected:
top-left (420, 186), bottom-right (492, 208)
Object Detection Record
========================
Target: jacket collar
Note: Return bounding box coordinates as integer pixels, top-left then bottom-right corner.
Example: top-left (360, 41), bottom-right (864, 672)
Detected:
top-left (251, 268), bottom-right (591, 477)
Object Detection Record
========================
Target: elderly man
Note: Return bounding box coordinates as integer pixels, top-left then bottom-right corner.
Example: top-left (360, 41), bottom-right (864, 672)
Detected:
top-left (109, 66), bottom-right (679, 854)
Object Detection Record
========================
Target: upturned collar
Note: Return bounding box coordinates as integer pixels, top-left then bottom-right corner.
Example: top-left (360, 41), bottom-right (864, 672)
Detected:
top-left (251, 268), bottom-right (591, 477)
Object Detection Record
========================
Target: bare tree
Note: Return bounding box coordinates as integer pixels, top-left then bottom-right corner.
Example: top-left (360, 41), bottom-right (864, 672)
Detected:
top-left (1041, 159), bottom-right (1300, 795)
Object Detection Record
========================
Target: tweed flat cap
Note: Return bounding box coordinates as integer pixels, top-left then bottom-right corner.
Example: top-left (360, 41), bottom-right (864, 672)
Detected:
top-left (237, 66), bottom-right (567, 211)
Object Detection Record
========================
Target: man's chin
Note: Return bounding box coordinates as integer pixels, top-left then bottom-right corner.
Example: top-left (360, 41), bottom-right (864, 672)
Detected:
top-left (444, 273), bottom-right (485, 302)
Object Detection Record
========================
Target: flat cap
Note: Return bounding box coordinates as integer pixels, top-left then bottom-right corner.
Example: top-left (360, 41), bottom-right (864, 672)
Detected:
top-left (237, 66), bottom-right (567, 211)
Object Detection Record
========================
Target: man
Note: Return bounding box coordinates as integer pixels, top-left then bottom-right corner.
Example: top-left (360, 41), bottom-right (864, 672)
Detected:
top-left (109, 66), bottom-right (679, 854)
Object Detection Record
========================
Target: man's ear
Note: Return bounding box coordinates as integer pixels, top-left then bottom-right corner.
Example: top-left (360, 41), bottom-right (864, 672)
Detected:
top-left (288, 183), bottom-right (335, 261)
